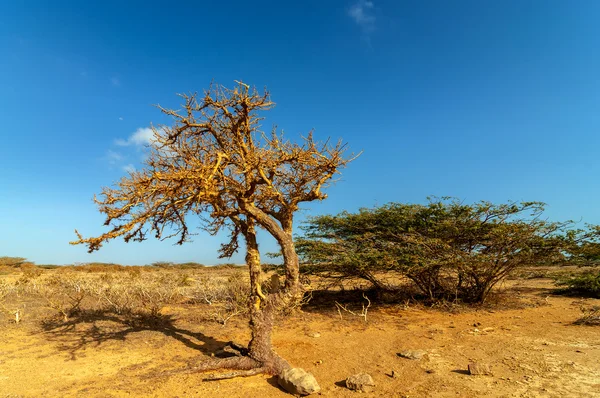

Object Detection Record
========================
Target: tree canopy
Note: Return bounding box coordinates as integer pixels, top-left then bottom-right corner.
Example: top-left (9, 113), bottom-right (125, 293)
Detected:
top-left (296, 198), bottom-right (598, 303)
top-left (71, 82), bottom-right (354, 385)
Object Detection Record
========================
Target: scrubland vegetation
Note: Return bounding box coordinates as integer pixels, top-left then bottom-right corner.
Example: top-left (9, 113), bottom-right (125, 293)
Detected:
top-left (0, 261), bottom-right (252, 327)
top-left (3, 83), bottom-right (597, 396)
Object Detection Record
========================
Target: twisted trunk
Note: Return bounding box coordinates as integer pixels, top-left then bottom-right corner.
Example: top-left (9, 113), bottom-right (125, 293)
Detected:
top-left (244, 222), bottom-right (291, 375)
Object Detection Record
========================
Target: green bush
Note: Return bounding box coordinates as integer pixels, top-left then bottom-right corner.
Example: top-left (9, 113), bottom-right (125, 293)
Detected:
top-left (555, 271), bottom-right (600, 298)
top-left (297, 198), bottom-right (591, 304)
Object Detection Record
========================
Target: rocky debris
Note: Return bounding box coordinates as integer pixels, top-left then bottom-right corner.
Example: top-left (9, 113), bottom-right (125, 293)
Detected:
top-left (397, 350), bottom-right (427, 360)
top-left (468, 363), bottom-right (492, 376)
top-left (346, 373), bottom-right (376, 392)
top-left (278, 368), bottom-right (321, 396)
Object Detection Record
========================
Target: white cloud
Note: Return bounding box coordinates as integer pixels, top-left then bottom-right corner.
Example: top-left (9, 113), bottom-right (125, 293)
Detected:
top-left (110, 77), bottom-right (120, 87)
top-left (106, 150), bottom-right (124, 165)
top-left (115, 127), bottom-right (156, 147)
top-left (348, 1), bottom-right (376, 31)
top-left (123, 164), bottom-right (136, 173)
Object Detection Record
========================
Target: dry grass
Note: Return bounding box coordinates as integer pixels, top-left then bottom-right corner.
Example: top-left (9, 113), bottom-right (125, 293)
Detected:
top-left (0, 266), bottom-right (252, 327)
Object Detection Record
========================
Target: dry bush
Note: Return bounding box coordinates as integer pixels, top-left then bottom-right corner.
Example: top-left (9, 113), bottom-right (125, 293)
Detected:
top-left (574, 305), bottom-right (600, 326)
top-left (16, 264), bottom-right (42, 286)
top-left (34, 273), bottom-right (91, 321)
top-left (86, 273), bottom-right (180, 317)
top-left (0, 257), bottom-right (29, 268)
top-left (0, 268), bottom-right (249, 326)
top-left (71, 262), bottom-right (127, 273)
top-left (189, 272), bottom-right (249, 325)
top-left (129, 276), bottom-right (182, 317)
top-left (0, 280), bottom-right (23, 323)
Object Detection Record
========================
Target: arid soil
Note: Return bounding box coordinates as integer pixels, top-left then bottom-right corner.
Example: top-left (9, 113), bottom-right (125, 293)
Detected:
top-left (1, 274), bottom-right (599, 397)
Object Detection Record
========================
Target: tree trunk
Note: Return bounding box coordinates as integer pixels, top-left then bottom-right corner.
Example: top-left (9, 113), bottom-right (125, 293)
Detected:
top-left (244, 222), bottom-right (291, 375)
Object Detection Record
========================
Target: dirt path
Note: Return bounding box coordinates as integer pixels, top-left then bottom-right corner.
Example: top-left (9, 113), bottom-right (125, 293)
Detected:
top-left (1, 279), bottom-right (599, 397)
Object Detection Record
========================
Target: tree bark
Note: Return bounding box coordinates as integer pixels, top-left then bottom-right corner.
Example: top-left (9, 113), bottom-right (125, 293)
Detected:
top-left (240, 203), bottom-right (304, 306)
top-left (243, 221), bottom-right (291, 375)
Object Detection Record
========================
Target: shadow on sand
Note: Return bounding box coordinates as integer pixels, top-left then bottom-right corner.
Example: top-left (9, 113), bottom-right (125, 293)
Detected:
top-left (39, 309), bottom-right (231, 362)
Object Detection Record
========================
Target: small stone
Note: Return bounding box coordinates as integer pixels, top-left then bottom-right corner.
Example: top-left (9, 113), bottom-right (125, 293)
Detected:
top-left (278, 368), bottom-right (321, 396)
top-left (468, 363), bottom-right (492, 376)
top-left (391, 370), bottom-right (400, 378)
top-left (346, 373), bottom-right (375, 392)
top-left (425, 369), bottom-right (435, 374)
top-left (397, 350), bottom-right (426, 360)
top-left (308, 332), bottom-right (321, 338)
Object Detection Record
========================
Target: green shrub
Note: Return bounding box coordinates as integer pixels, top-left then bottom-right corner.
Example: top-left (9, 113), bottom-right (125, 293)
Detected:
top-left (555, 271), bottom-right (600, 297)
top-left (297, 198), bottom-right (579, 303)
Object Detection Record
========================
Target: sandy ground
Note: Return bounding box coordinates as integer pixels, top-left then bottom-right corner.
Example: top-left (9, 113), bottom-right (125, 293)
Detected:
top-left (1, 278), bottom-right (599, 398)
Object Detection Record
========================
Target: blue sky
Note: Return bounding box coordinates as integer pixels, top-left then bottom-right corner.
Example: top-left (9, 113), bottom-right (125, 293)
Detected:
top-left (1, 1), bottom-right (599, 265)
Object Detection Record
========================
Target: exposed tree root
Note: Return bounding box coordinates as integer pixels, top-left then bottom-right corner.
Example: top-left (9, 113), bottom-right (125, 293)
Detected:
top-left (157, 355), bottom-right (261, 378)
top-left (202, 367), bottom-right (267, 381)
top-left (151, 339), bottom-right (291, 381)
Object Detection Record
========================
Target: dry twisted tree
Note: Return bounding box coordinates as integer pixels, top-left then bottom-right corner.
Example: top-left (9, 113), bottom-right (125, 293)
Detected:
top-left (71, 82), bottom-right (355, 383)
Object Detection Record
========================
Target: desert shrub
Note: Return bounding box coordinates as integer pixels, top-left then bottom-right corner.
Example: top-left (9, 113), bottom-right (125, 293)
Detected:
top-left (211, 273), bottom-right (249, 325)
top-left (150, 261), bottom-right (175, 268)
top-left (564, 233), bottom-right (600, 267)
top-left (36, 264), bottom-right (61, 269)
top-left (73, 262), bottom-right (126, 273)
top-left (174, 262), bottom-right (205, 269)
top-left (298, 198), bottom-right (585, 303)
top-left (555, 271), bottom-right (600, 298)
top-left (16, 264), bottom-right (42, 286)
top-left (574, 305), bottom-right (600, 325)
top-left (34, 274), bottom-right (91, 321)
top-left (87, 273), bottom-right (182, 317)
top-left (0, 280), bottom-right (24, 323)
top-left (189, 272), bottom-right (249, 325)
top-left (129, 277), bottom-right (181, 317)
top-left (0, 257), bottom-right (29, 268)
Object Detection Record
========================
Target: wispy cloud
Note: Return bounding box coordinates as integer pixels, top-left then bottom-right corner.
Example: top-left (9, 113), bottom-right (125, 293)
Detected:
top-left (110, 77), bottom-right (121, 87)
top-left (115, 127), bottom-right (155, 147)
top-left (122, 164), bottom-right (136, 173)
top-left (348, 1), bottom-right (376, 32)
top-left (106, 149), bottom-right (124, 165)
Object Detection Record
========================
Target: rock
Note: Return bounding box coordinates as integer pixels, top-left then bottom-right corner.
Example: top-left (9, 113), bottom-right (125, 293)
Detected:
top-left (278, 368), bottom-right (321, 396)
top-left (397, 350), bottom-right (427, 360)
top-left (468, 363), bottom-right (492, 376)
top-left (391, 370), bottom-right (400, 378)
top-left (346, 373), bottom-right (376, 392)
top-left (308, 332), bottom-right (321, 338)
